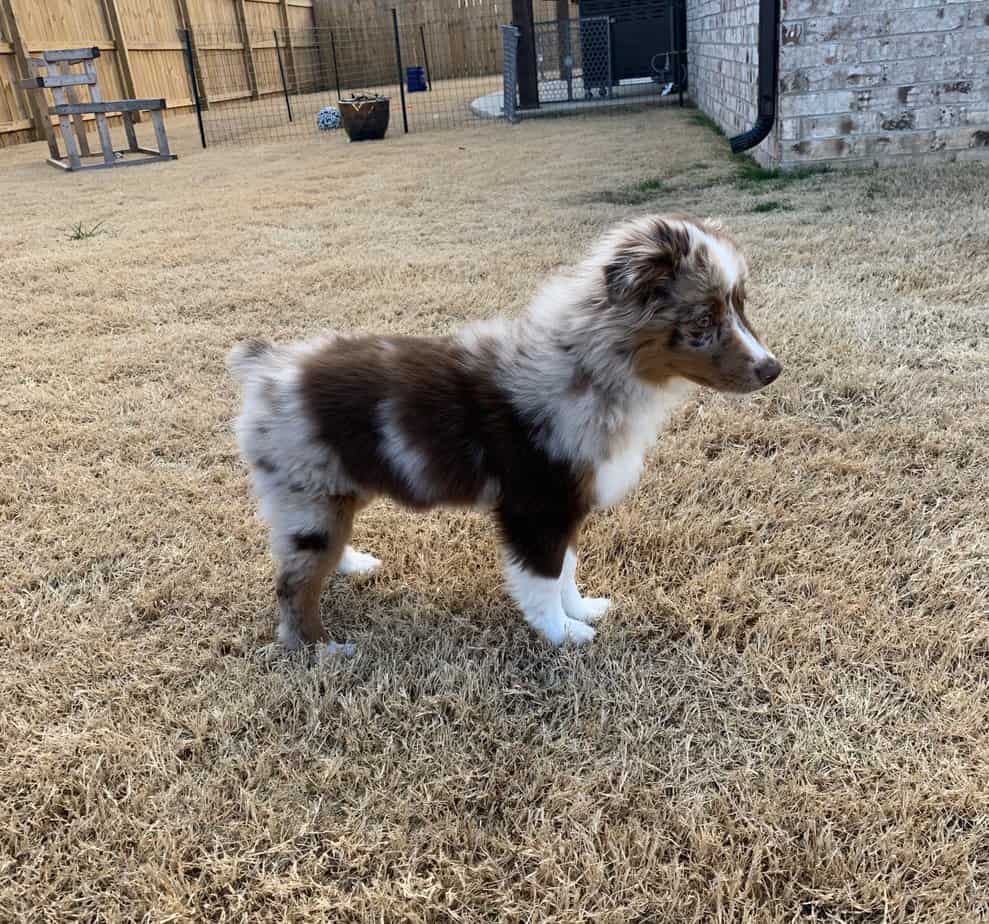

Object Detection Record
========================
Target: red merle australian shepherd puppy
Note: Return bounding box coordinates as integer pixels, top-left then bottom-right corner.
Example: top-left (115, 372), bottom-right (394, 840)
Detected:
top-left (228, 214), bottom-right (781, 653)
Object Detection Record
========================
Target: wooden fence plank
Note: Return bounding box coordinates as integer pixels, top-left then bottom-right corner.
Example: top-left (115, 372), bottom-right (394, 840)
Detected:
top-left (233, 0), bottom-right (259, 98)
top-left (278, 0), bottom-right (297, 91)
top-left (174, 0), bottom-right (210, 110)
top-left (128, 41), bottom-right (186, 50)
top-left (0, 0), bottom-right (53, 150)
top-left (0, 118), bottom-right (34, 131)
top-left (100, 0), bottom-right (141, 121)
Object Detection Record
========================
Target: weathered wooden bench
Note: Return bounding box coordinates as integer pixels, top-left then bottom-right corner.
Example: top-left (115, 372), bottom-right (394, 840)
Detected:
top-left (17, 46), bottom-right (177, 172)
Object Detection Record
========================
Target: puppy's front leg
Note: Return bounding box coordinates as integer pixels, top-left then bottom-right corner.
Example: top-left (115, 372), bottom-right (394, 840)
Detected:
top-left (337, 545), bottom-right (381, 576)
top-left (498, 511), bottom-right (595, 646)
top-left (561, 548), bottom-right (611, 624)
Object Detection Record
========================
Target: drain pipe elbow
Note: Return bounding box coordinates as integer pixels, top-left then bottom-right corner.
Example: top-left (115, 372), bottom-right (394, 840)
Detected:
top-left (729, 0), bottom-right (782, 154)
top-left (730, 114), bottom-right (775, 154)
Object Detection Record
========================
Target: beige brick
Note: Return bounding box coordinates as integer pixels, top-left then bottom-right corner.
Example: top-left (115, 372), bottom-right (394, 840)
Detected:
top-left (687, 0), bottom-right (989, 167)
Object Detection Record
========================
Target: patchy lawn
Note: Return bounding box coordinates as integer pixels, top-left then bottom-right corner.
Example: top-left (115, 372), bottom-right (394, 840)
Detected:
top-left (1, 109), bottom-right (987, 922)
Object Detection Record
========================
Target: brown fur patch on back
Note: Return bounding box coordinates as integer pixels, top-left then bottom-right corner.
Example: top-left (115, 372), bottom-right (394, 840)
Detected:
top-left (298, 335), bottom-right (595, 576)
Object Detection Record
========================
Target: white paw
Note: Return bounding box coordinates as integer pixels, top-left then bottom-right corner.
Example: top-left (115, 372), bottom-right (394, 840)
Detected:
top-left (324, 640), bottom-right (356, 658)
top-left (532, 614), bottom-right (596, 647)
top-left (337, 546), bottom-right (381, 576)
top-left (565, 596), bottom-right (611, 624)
top-left (560, 617), bottom-right (596, 646)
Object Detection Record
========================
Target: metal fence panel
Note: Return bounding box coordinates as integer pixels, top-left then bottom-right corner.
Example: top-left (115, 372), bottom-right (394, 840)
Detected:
top-left (526, 15), bottom-right (681, 113)
top-left (500, 24), bottom-right (519, 124)
top-left (184, 9), bottom-right (683, 146)
top-left (190, 12), bottom-right (505, 146)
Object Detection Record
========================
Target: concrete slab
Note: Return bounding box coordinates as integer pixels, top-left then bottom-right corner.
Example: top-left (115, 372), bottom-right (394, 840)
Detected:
top-left (471, 76), bottom-right (675, 120)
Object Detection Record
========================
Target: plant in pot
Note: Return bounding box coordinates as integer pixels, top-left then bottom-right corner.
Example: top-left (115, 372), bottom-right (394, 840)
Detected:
top-left (338, 94), bottom-right (390, 141)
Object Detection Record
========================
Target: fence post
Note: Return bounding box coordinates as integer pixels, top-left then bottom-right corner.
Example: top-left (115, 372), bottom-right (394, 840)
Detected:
top-left (233, 0), bottom-right (259, 98)
top-left (0, 0), bottom-right (58, 154)
top-left (677, 0), bottom-right (686, 106)
top-left (418, 24), bottom-right (431, 91)
top-left (174, 0), bottom-right (209, 109)
top-left (511, 0), bottom-right (539, 109)
top-left (329, 29), bottom-right (341, 98)
top-left (274, 30), bottom-right (294, 122)
top-left (181, 28), bottom-right (207, 147)
top-left (560, 17), bottom-right (573, 101)
top-left (391, 8), bottom-right (409, 135)
top-left (554, 0), bottom-right (570, 90)
top-left (277, 0), bottom-right (298, 91)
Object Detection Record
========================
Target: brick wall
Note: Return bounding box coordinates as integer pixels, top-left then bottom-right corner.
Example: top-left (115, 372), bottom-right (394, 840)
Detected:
top-left (686, 0), bottom-right (989, 167)
top-left (686, 0), bottom-right (773, 162)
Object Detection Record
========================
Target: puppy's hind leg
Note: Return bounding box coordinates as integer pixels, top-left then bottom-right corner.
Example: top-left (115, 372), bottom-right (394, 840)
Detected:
top-left (272, 495), bottom-right (357, 655)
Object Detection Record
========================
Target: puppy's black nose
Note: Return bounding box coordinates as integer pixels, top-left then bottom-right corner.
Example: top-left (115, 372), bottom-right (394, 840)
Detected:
top-left (755, 357), bottom-right (782, 386)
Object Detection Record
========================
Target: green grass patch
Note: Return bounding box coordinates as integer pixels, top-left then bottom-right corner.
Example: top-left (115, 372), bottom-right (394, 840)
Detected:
top-left (864, 179), bottom-right (886, 199)
top-left (737, 162), bottom-right (785, 183)
top-left (636, 177), bottom-right (667, 194)
top-left (750, 199), bottom-right (791, 213)
top-left (735, 158), bottom-right (831, 189)
top-left (67, 220), bottom-right (106, 241)
top-left (583, 176), bottom-right (668, 206)
top-left (686, 110), bottom-right (725, 136)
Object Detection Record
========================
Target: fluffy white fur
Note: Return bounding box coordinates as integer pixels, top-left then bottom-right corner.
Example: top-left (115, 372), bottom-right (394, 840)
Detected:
top-left (503, 558), bottom-right (597, 646)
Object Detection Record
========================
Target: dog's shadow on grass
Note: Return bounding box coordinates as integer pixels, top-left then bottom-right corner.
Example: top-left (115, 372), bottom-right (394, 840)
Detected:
top-left (321, 573), bottom-right (523, 650)
top-left (253, 576), bottom-right (725, 745)
top-left (310, 572), bottom-right (686, 666)
top-left (245, 576), bottom-right (747, 743)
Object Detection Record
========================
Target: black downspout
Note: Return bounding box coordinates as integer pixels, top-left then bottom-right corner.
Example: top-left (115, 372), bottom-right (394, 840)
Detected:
top-left (729, 0), bottom-right (781, 154)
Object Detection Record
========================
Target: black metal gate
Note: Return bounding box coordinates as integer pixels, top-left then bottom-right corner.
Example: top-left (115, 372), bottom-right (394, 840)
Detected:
top-left (578, 0), bottom-right (687, 90)
top-left (518, 3), bottom-right (685, 113)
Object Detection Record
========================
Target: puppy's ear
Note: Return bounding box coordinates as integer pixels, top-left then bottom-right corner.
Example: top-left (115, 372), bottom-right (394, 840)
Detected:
top-left (603, 217), bottom-right (691, 304)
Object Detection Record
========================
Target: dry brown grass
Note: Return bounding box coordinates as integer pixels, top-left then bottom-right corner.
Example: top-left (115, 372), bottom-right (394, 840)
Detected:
top-left (1, 109), bottom-right (988, 923)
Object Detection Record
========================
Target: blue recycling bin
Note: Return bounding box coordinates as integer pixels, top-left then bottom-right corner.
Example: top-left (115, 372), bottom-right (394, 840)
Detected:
top-left (406, 65), bottom-right (427, 92)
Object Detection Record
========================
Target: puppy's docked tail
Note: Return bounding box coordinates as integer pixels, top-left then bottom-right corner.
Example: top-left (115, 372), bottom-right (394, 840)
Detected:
top-left (227, 337), bottom-right (276, 384)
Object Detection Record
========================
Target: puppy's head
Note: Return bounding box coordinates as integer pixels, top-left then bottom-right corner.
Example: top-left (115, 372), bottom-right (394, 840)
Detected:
top-left (602, 215), bottom-right (781, 393)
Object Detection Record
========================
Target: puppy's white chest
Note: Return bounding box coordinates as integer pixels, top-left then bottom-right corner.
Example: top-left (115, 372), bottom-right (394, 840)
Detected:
top-left (593, 444), bottom-right (646, 508)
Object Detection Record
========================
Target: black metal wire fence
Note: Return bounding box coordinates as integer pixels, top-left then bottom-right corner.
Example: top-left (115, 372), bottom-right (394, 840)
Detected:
top-left (189, 10), bottom-right (505, 146)
top-left (183, 8), bottom-right (685, 147)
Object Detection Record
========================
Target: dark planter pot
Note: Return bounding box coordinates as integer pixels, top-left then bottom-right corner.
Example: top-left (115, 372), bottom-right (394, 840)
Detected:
top-left (338, 96), bottom-right (390, 141)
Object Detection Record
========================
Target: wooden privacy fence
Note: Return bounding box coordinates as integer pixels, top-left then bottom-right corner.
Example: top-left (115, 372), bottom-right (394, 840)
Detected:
top-left (0, 0), bottom-right (316, 149)
top-left (0, 0), bottom-right (522, 150)
top-left (311, 0), bottom-right (505, 83)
